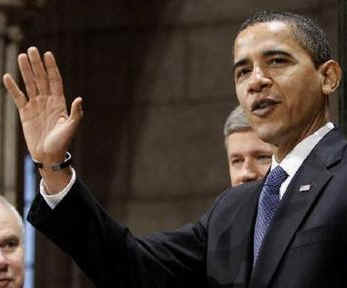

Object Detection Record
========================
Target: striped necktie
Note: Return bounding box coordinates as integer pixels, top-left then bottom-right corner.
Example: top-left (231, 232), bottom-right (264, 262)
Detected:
top-left (253, 166), bottom-right (288, 265)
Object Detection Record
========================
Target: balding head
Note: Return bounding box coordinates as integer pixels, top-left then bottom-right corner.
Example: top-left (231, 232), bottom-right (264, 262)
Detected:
top-left (0, 197), bottom-right (24, 288)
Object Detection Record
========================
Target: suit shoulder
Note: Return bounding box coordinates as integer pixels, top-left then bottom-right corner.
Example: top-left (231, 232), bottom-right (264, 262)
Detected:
top-left (211, 181), bottom-right (261, 212)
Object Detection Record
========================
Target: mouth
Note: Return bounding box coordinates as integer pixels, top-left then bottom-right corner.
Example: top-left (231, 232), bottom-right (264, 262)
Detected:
top-left (251, 98), bottom-right (280, 116)
top-left (0, 279), bottom-right (11, 288)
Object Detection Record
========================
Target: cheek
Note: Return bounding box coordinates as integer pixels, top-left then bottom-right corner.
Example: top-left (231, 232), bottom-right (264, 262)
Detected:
top-left (235, 84), bottom-right (247, 104)
top-left (229, 166), bottom-right (241, 184)
top-left (259, 164), bottom-right (270, 175)
top-left (229, 165), bottom-right (237, 176)
top-left (281, 69), bottom-right (321, 104)
top-left (11, 250), bottom-right (24, 275)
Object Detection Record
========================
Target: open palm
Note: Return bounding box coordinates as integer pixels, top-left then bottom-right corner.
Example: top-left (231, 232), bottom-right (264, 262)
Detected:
top-left (3, 47), bottom-right (83, 165)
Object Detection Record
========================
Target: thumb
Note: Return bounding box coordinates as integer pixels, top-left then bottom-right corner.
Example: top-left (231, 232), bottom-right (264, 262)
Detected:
top-left (69, 97), bottom-right (84, 125)
top-left (56, 97), bottom-right (83, 153)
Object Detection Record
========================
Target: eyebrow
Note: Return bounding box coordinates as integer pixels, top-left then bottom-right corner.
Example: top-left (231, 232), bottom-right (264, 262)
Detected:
top-left (233, 49), bottom-right (293, 73)
top-left (229, 152), bottom-right (242, 158)
top-left (0, 234), bottom-right (20, 242)
top-left (232, 58), bottom-right (249, 74)
top-left (262, 49), bottom-right (293, 58)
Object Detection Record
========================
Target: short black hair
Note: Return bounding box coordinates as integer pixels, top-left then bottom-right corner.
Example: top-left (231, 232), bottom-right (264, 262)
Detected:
top-left (237, 10), bottom-right (332, 67)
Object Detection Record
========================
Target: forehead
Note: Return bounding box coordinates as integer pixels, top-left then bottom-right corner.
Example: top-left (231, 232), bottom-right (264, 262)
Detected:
top-left (227, 130), bottom-right (273, 153)
top-left (234, 21), bottom-right (305, 60)
top-left (0, 204), bottom-right (21, 239)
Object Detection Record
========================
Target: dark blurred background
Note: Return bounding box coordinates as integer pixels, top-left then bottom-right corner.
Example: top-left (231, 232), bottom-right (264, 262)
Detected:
top-left (0, 0), bottom-right (345, 287)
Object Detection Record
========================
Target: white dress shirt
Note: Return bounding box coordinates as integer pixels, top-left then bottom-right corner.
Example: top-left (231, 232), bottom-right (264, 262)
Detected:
top-left (40, 167), bottom-right (76, 209)
top-left (272, 122), bottom-right (334, 200)
top-left (41, 122), bottom-right (334, 208)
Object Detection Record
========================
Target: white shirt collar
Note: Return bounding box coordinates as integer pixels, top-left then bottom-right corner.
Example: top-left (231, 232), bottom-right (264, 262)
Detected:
top-left (271, 122), bottom-right (334, 199)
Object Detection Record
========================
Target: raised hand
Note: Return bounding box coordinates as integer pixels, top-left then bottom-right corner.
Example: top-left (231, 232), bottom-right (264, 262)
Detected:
top-left (3, 47), bottom-right (83, 193)
top-left (3, 46), bottom-right (83, 165)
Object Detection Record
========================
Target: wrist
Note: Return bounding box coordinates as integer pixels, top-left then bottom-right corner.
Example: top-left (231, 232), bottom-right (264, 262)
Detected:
top-left (33, 152), bottom-right (72, 171)
top-left (34, 152), bottom-right (74, 195)
top-left (40, 166), bottom-right (73, 195)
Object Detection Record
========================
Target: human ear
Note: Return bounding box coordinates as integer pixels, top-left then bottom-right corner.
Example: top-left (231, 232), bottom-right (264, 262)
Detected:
top-left (319, 60), bottom-right (342, 95)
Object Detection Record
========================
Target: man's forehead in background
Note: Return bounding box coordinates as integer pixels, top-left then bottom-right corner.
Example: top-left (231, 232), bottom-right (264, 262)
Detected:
top-left (0, 199), bottom-right (23, 239)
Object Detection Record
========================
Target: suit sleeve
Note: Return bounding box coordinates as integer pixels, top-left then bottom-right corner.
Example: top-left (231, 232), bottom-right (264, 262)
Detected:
top-left (28, 178), bottom-right (210, 288)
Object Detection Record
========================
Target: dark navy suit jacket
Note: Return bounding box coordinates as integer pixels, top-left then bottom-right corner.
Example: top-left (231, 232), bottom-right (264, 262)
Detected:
top-left (28, 128), bottom-right (347, 287)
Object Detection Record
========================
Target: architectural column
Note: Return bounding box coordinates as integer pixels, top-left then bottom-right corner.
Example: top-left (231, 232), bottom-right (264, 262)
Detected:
top-left (2, 25), bottom-right (22, 204)
top-left (0, 1), bottom-right (23, 205)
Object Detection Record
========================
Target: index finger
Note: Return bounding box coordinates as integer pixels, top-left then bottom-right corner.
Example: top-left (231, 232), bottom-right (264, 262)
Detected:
top-left (44, 51), bottom-right (64, 97)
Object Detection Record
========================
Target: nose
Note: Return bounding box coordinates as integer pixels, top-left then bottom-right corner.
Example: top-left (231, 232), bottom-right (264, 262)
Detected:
top-left (248, 66), bottom-right (272, 93)
top-left (239, 160), bottom-right (260, 184)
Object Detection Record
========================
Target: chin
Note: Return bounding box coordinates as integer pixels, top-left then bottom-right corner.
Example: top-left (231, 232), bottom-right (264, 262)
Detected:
top-left (254, 125), bottom-right (282, 145)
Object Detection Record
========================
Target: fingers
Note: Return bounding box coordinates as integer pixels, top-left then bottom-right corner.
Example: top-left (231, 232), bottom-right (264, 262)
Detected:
top-left (44, 51), bottom-right (63, 97)
top-left (16, 47), bottom-right (65, 103)
top-left (18, 53), bottom-right (37, 99)
top-left (27, 47), bottom-right (49, 95)
top-left (4, 47), bottom-right (66, 109)
top-left (2, 73), bottom-right (27, 109)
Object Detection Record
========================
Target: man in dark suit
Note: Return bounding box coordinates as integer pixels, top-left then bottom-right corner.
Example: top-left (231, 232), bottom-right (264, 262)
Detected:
top-left (3, 10), bottom-right (346, 288)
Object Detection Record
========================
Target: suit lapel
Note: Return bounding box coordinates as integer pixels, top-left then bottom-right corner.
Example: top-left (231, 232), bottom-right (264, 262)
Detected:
top-left (249, 128), bottom-right (346, 288)
top-left (224, 181), bottom-right (263, 285)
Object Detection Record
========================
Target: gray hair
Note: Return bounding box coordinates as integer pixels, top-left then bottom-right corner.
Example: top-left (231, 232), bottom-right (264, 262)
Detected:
top-left (224, 105), bottom-right (251, 137)
top-left (0, 196), bottom-right (24, 241)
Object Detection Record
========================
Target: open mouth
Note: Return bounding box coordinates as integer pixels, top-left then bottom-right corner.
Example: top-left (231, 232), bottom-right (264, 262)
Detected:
top-left (0, 279), bottom-right (11, 288)
top-left (251, 98), bottom-right (280, 116)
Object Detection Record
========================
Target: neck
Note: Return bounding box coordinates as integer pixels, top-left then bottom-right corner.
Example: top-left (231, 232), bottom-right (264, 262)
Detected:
top-left (274, 115), bottom-right (328, 162)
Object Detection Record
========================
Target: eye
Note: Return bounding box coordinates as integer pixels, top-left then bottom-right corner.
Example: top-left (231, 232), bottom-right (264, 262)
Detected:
top-left (0, 238), bottom-right (19, 253)
top-left (256, 154), bottom-right (272, 164)
top-left (268, 57), bottom-right (288, 66)
top-left (235, 67), bottom-right (251, 80)
top-left (230, 157), bottom-right (244, 167)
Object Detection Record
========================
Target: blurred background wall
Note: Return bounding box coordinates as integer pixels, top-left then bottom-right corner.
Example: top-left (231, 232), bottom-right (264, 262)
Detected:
top-left (0, 0), bottom-right (343, 287)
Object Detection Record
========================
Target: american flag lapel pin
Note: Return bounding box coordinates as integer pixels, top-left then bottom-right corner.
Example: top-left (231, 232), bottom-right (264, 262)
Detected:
top-left (299, 184), bottom-right (311, 192)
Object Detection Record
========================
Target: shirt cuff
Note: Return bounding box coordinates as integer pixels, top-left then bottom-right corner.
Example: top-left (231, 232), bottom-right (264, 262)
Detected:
top-left (39, 167), bottom-right (76, 209)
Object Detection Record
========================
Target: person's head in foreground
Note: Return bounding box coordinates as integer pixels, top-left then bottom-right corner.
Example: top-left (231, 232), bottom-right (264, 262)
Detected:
top-left (233, 11), bottom-right (341, 161)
